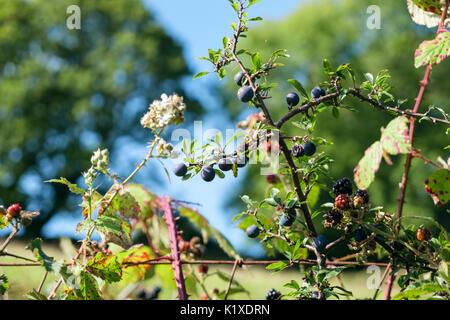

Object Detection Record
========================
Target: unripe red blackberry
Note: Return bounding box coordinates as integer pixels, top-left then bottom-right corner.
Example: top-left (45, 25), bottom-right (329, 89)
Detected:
top-left (332, 178), bottom-right (353, 196)
top-left (198, 263), bottom-right (209, 275)
top-left (417, 227), bottom-right (431, 241)
top-left (335, 194), bottom-right (351, 209)
top-left (291, 144), bottom-right (305, 157)
top-left (266, 174), bottom-right (279, 184)
top-left (7, 204), bottom-right (22, 219)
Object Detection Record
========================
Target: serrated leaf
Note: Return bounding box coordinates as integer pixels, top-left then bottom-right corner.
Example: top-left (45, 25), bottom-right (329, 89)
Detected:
top-left (407, 0), bottom-right (450, 28)
top-left (415, 32), bottom-right (450, 68)
top-left (178, 206), bottom-right (241, 260)
top-left (287, 79), bottom-right (308, 98)
top-left (125, 183), bottom-right (156, 219)
top-left (86, 252), bottom-right (122, 283)
top-left (26, 289), bottom-right (47, 300)
top-left (425, 169), bottom-right (450, 206)
top-left (116, 245), bottom-right (153, 283)
top-left (95, 214), bottom-right (132, 249)
top-left (26, 238), bottom-right (62, 273)
top-left (76, 218), bottom-right (94, 234)
top-left (79, 271), bottom-right (101, 300)
top-left (380, 116), bottom-right (412, 154)
top-left (354, 141), bottom-right (383, 190)
top-left (111, 189), bottom-right (140, 219)
top-left (45, 177), bottom-right (84, 194)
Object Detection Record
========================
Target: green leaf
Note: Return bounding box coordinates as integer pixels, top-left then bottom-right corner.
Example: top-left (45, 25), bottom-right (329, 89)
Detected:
top-left (125, 183), bottom-right (156, 219)
top-left (45, 177), bottom-right (84, 194)
top-left (248, 0), bottom-right (262, 7)
top-left (86, 252), bottom-right (122, 283)
top-left (26, 238), bottom-right (62, 273)
top-left (248, 17), bottom-right (263, 21)
top-left (415, 32), bottom-right (450, 68)
top-left (287, 79), bottom-right (308, 98)
top-left (178, 206), bottom-right (241, 260)
top-left (0, 274), bottom-right (9, 295)
top-left (425, 169), bottom-right (450, 206)
top-left (116, 245), bottom-right (154, 283)
top-left (364, 73), bottom-right (374, 85)
top-left (76, 218), bottom-right (94, 234)
top-left (322, 58), bottom-right (332, 74)
top-left (380, 116), bottom-right (412, 155)
top-left (251, 52), bottom-right (262, 69)
top-left (26, 289), bottom-right (47, 300)
top-left (266, 261), bottom-right (289, 273)
top-left (79, 270), bottom-right (102, 300)
top-left (111, 190), bottom-right (140, 219)
top-left (354, 141), bottom-right (383, 190)
top-left (193, 71), bottom-right (209, 80)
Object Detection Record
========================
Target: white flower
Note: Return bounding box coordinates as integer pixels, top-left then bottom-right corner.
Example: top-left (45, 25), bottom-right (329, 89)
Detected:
top-left (140, 93), bottom-right (186, 132)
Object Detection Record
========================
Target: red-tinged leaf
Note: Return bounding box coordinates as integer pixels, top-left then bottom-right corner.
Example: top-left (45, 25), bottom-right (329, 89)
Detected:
top-left (415, 32), bottom-right (450, 68)
top-left (380, 116), bottom-right (412, 155)
top-left (425, 169), bottom-right (450, 206)
top-left (111, 189), bottom-right (140, 219)
top-left (354, 141), bottom-right (383, 190)
top-left (116, 245), bottom-right (154, 283)
top-left (412, 0), bottom-right (443, 14)
top-left (407, 0), bottom-right (450, 28)
top-left (79, 271), bottom-right (102, 300)
top-left (125, 183), bottom-right (157, 218)
top-left (86, 252), bottom-right (122, 283)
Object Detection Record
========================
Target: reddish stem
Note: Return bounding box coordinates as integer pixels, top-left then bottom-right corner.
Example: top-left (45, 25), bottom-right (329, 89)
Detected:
top-left (157, 196), bottom-right (188, 300)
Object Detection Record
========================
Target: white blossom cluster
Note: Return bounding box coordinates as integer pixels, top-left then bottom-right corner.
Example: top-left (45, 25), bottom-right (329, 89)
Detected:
top-left (140, 93), bottom-right (186, 132)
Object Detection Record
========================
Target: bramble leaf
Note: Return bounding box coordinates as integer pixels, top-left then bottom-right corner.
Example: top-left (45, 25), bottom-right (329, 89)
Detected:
top-left (26, 238), bottom-right (62, 273)
top-left (116, 245), bottom-right (153, 283)
top-left (380, 116), bottom-right (412, 155)
top-left (407, 0), bottom-right (450, 28)
top-left (415, 32), bottom-right (450, 68)
top-left (425, 169), bottom-right (450, 206)
top-left (86, 252), bottom-right (122, 283)
top-left (354, 141), bottom-right (383, 190)
top-left (125, 183), bottom-right (156, 218)
top-left (111, 189), bottom-right (140, 219)
top-left (79, 271), bottom-right (102, 300)
top-left (45, 177), bottom-right (84, 194)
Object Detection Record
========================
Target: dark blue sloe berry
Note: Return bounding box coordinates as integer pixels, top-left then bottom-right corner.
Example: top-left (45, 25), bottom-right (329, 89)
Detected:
top-left (246, 225), bottom-right (260, 238)
top-left (218, 158), bottom-right (233, 171)
top-left (237, 86), bottom-right (254, 103)
top-left (354, 228), bottom-right (367, 242)
top-left (313, 235), bottom-right (328, 251)
top-left (173, 163), bottom-right (187, 177)
top-left (286, 92), bottom-right (300, 107)
top-left (136, 289), bottom-right (146, 299)
top-left (234, 71), bottom-right (245, 86)
top-left (235, 155), bottom-right (248, 168)
top-left (280, 213), bottom-right (295, 227)
top-left (201, 165), bottom-right (215, 182)
top-left (311, 87), bottom-right (326, 100)
top-left (303, 142), bottom-right (316, 156)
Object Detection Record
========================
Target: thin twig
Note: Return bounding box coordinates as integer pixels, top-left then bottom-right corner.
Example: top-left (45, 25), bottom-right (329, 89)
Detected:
top-left (224, 259), bottom-right (242, 300)
top-left (37, 271), bottom-right (48, 293)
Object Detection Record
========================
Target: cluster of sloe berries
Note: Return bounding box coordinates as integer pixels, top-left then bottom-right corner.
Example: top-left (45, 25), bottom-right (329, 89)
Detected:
top-left (291, 141), bottom-right (316, 158)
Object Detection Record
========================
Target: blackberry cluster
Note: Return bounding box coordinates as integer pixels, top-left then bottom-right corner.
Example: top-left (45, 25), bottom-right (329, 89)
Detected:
top-left (323, 209), bottom-right (342, 229)
top-left (265, 288), bottom-right (281, 300)
top-left (332, 177), bottom-right (353, 196)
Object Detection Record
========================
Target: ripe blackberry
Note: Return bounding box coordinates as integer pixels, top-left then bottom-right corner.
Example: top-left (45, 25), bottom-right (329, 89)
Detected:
top-left (266, 288), bottom-right (281, 300)
top-left (354, 189), bottom-right (370, 203)
top-left (324, 209), bottom-right (342, 226)
top-left (335, 194), bottom-right (351, 209)
top-left (332, 178), bottom-right (353, 196)
top-left (7, 204), bottom-right (22, 219)
top-left (291, 144), bottom-right (305, 157)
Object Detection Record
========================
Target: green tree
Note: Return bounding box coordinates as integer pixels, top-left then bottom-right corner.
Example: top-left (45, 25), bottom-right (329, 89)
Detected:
top-left (0, 0), bottom-right (202, 237)
top-left (218, 0), bottom-right (449, 255)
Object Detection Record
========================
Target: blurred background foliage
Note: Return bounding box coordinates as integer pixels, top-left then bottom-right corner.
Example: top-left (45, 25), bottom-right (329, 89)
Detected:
top-left (0, 0), bottom-right (202, 237)
top-left (218, 0), bottom-right (449, 256)
top-left (0, 0), bottom-right (448, 259)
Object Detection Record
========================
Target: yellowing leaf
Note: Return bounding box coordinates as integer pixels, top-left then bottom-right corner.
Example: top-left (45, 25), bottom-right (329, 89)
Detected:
top-left (380, 116), bottom-right (412, 154)
top-left (354, 141), bottom-right (383, 190)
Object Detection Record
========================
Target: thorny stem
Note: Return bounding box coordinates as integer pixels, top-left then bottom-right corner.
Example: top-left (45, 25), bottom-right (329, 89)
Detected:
top-left (385, 0), bottom-right (449, 300)
top-left (158, 196), bottom-right (188, 300)
top-left (0, 226), bottom-right (18, 253)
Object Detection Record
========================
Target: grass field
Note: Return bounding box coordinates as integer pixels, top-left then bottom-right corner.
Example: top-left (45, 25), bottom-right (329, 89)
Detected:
top-left (0, 239), bottom-right (401, 300)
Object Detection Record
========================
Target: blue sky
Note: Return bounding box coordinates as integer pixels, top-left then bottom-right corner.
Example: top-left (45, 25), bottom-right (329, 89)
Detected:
top-left (42, 0), bottom-right (305, 257)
